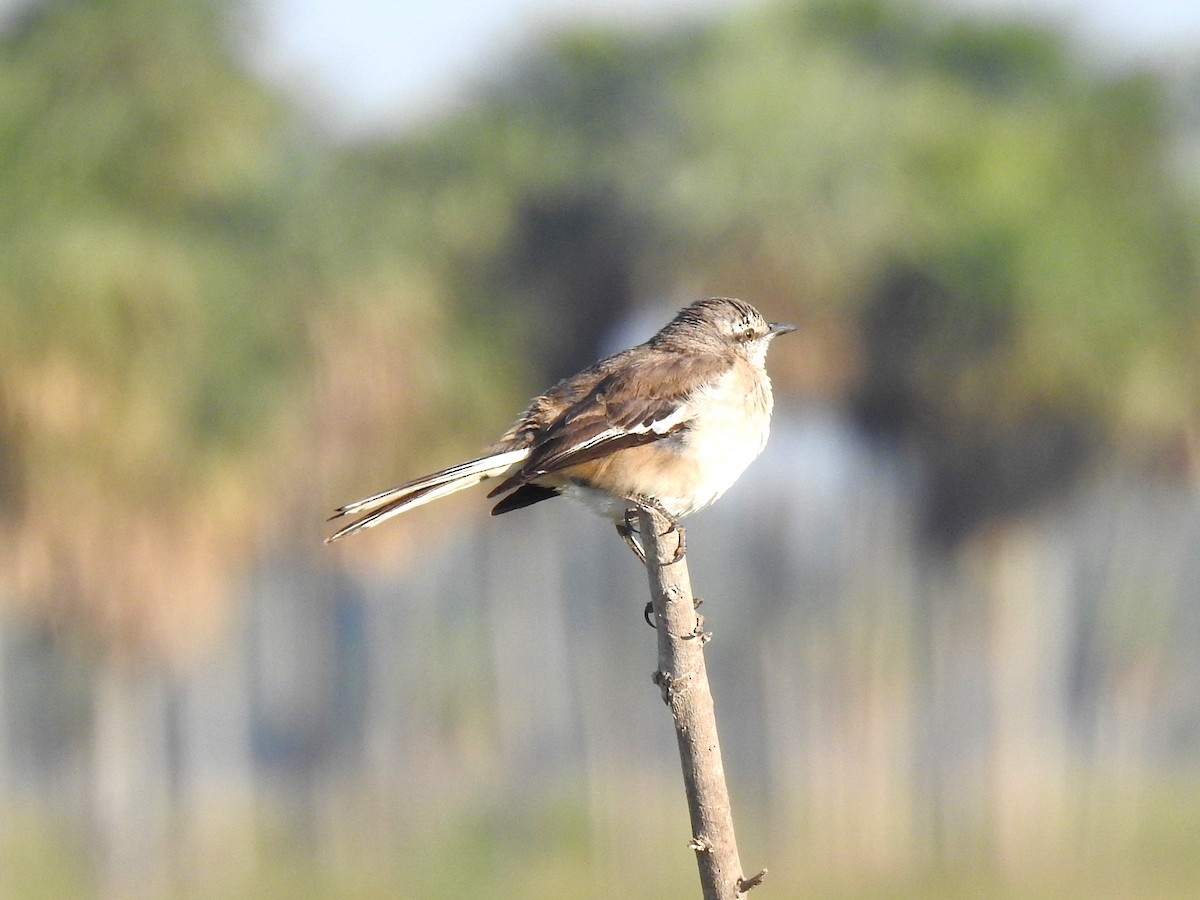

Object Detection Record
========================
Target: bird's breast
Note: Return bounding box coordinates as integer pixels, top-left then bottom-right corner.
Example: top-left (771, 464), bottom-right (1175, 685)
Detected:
top-left (558, 364), bottom-right (773, 521)
top-left (664, 366), bottom-right (773, 516)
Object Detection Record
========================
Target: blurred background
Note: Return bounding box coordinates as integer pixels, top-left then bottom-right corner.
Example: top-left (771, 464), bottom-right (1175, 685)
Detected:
top-left (1, 0), bottom-right (1199, 896)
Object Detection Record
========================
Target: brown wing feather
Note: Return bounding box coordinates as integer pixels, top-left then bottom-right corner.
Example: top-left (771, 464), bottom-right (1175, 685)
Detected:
top-left (487, 349), bottom-right (728, 498)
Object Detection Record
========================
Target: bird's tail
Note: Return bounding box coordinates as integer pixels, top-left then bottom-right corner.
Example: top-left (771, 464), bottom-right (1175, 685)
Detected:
top-left (325, 448), bottom-right (530, 543)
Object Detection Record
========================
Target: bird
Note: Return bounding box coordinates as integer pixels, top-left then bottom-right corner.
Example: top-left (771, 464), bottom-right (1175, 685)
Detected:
top-left (326, 297), bottom-right (794, 562)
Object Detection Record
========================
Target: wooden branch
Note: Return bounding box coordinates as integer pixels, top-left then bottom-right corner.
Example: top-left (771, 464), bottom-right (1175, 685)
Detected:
top-left (638, 505), bottom-right (765, 899)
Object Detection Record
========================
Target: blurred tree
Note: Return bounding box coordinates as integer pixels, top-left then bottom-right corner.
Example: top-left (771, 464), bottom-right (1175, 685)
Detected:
top-left (0, 0), bottom-right (297, 660)
top-left (0, 0), bottom-right (1196, 889)
top-left (0, 0), bottom-right (531, 653)
top-left (3, 0), bottom-right (1193, 646)
top-left (384, 0), bottom-right (1200, 542)
top-left (0, 0), bottom-right (300, 889)
top-left (371, 6), bottom-right (1198, 876)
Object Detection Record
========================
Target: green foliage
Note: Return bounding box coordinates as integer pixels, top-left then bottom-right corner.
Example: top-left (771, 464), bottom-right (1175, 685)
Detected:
top-left (0, 0), bottom-right (290, 451)
top-left (415, 2), bottom-right (1192, 398)
top-left (380, 0), bottom-right (1199, 540)
top-left (384, 0), bottom-right (1198, 446)
top-left (1, 0), bottom-right (1197, 648)
top-left (0, 0), bottom-right (524, 657)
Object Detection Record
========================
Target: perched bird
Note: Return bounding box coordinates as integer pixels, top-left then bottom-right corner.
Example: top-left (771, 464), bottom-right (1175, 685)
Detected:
top-left (326, 297), bottom-right (794, 561)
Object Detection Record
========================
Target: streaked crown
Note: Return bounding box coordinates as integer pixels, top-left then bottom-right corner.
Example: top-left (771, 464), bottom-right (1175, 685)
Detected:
top-left (652, 297), bottom-right (794, 358)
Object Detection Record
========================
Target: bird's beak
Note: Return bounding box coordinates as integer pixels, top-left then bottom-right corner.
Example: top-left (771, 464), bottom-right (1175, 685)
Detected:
top-left (768, 321), bottom-right (797, 337)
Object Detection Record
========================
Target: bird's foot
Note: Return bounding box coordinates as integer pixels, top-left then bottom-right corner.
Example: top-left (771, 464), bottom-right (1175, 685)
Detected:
top-left (616, 513), bottom-right (647, 565)
top-left (630, 497), bottom-right (686, 563)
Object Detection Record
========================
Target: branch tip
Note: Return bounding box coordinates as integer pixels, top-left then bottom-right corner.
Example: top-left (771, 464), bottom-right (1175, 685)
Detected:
top-left (738, 869), bottom-right (768, 892)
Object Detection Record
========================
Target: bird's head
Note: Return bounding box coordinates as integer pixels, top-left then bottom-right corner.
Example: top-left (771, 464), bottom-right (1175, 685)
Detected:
top-left (656, 297), bottom-right (795, 364)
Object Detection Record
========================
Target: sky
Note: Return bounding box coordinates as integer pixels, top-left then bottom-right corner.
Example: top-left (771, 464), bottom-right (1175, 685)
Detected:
top-left (248, 0), bottom-right (1200, 136)
top-left (0, 0), bottom-right (1196, 133)
top-left (249, 0), bottom-right (749, 132)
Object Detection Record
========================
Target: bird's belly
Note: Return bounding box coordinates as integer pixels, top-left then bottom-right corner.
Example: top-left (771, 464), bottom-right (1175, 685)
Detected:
top-left (560, 375), bottom-right (772, 521)
top-left (660, 401), bottom-right (770, 517)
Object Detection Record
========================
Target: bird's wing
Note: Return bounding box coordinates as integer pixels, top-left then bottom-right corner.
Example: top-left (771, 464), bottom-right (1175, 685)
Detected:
top-left (486, 350), bottom-right (727, 497)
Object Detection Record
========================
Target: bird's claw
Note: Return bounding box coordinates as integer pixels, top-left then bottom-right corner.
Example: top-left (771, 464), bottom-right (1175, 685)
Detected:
top-left (616, 512), bottom-right (647, 565)
top-left (626, 497), bottom-right (686, 564)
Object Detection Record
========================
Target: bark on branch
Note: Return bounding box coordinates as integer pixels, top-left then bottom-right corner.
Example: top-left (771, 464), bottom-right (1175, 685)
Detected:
top-left (638, 505), bottom-right (765, 899)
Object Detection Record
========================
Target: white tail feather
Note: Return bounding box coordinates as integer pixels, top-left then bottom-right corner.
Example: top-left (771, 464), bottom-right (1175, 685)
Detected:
top-left (326, 448), bottom-right (529, 542)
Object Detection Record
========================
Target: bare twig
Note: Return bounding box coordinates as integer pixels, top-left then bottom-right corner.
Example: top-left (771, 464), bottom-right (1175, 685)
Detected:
top-left (639, 505), bottom-right (765, 899)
